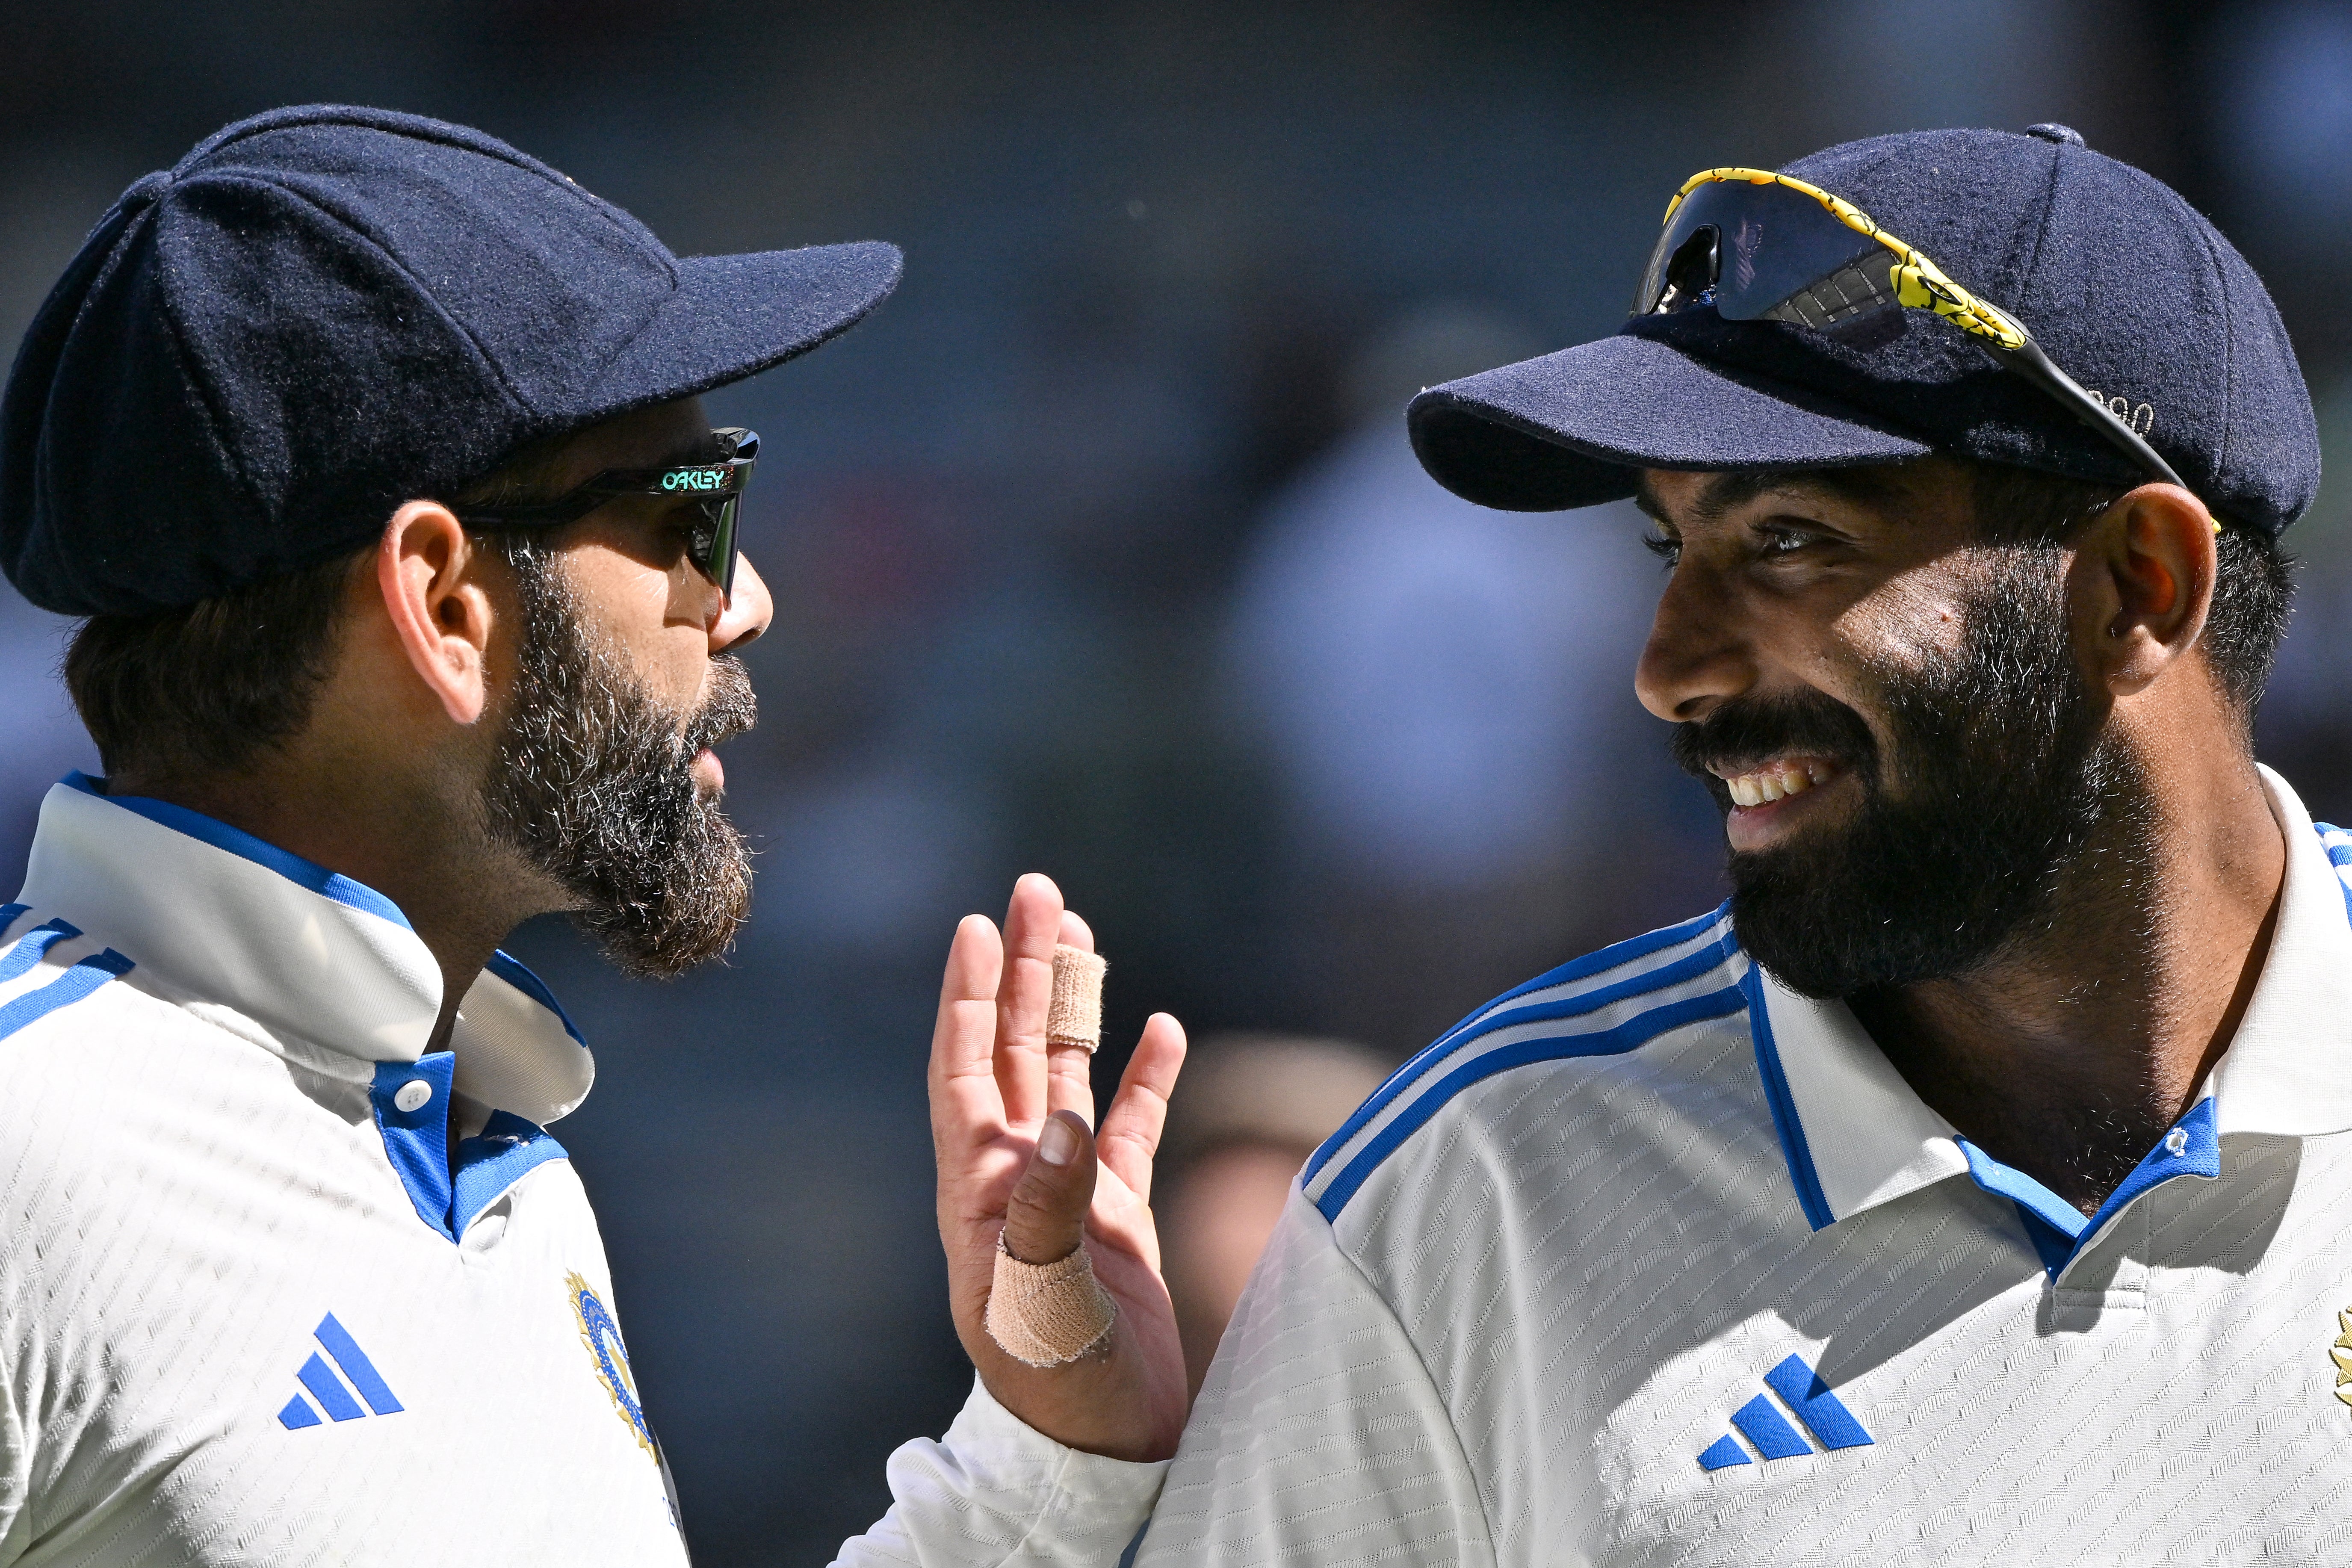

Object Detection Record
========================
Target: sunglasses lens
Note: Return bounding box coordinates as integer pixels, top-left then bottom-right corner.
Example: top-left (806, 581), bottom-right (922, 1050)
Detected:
top-left (700, 496), bottom-right (739, 597)
top-left (1636, 179), bottom-right (1884, 324)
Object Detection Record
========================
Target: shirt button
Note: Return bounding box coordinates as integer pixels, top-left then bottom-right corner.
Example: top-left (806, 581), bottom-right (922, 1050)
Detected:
top-left (393, 1079), bottom-right (434, 1114)
top-left (2164, 1127), bottom-right (2189, 1156)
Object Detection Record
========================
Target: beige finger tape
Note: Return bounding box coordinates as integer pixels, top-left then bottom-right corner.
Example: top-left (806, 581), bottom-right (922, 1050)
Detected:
top-left (1047, 944), bottom-right (1107, 1052)
top-left (985, 1237), bottom-right (1117, 1367)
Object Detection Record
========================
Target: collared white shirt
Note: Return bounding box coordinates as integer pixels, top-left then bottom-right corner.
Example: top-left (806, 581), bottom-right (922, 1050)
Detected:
top-left (0, 777), bottom-right (1165, 1567)
top-left (1139, 765), bottom-right (2352, 1566)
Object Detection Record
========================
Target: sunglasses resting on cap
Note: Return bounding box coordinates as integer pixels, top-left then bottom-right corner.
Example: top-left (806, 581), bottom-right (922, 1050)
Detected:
top-left (1636, 168), bottom-right (2187, 496)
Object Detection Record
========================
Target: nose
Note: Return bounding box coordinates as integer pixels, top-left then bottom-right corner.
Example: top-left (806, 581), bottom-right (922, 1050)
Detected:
top-left (711, 552), bottom-right (774, 652)
top-left (1634, 560), bottom-right (1755, 723)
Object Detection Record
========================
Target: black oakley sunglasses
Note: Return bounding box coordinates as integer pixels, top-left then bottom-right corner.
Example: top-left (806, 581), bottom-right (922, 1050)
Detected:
top-left (456, 426), bottom-right (758, 596)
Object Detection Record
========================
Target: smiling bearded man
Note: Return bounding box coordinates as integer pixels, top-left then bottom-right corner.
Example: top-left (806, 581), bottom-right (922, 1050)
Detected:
top-left (1104, 125), bottom-right (2346, 1567)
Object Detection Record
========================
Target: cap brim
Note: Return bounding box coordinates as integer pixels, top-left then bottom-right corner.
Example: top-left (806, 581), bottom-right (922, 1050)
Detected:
top-left (1407, 333), bottom-right (1933, 512)
top-left (586, 239), bottom-right (904, 412)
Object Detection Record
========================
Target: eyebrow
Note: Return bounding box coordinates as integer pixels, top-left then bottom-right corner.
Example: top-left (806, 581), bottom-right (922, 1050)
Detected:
top-left (1634, 467), bottom-right (1904, 526)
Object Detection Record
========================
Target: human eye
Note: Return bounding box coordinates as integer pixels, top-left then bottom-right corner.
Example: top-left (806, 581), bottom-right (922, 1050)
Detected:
top-left (1755, 523), bottom-right (1825, 559)
top-left (1641, 529), bottom-right (1681, 567)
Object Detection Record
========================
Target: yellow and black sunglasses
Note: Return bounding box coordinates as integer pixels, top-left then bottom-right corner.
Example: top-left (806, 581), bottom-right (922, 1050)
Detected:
top-left (1634, 169), bottom-right (2184, 491)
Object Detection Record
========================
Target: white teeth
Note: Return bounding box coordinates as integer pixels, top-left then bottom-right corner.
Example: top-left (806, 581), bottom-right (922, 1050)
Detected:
top-left (1723, 762), bottom-right (1829, 808)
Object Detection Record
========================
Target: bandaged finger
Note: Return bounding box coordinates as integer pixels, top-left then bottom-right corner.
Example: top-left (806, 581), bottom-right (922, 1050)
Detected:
top-left (984, 1237), bottom-right (1117, 1367)
top-left (1046, 944), bottom-right (1106, 1052)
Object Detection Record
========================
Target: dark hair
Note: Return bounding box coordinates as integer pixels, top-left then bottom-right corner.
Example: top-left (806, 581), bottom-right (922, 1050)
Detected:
top-left (1968, 462), bottom-right (2295, 729)
top-left (63, 436), bottom-right (578, 781)
top-left (65, 549), bottom-right (371, 779)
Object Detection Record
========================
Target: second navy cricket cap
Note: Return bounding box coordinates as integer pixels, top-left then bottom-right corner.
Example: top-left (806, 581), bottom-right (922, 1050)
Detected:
top-left (0, 104), bottom-right (903, 615)
top-left (1407, 126), bottom-right (2318, 536)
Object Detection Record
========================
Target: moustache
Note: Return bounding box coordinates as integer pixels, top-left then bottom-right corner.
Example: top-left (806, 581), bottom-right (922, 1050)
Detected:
top-left (684, 656), bottom-right (758, 755)
top-left (1668, 691), bottom-right (1878, 795)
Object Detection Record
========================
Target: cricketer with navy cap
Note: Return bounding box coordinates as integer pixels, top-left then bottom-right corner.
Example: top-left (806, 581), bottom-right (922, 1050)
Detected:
top-left (1082, 124), bottom-right (2352, 1563)
top-left (0, 106), bottom-right (1195, 1566)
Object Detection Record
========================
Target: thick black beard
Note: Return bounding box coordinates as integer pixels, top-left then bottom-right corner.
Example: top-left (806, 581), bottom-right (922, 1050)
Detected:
top-left (482, 551), bottom-right (757, 979)
top-left (1672, 550), bottom-right (2147, 998)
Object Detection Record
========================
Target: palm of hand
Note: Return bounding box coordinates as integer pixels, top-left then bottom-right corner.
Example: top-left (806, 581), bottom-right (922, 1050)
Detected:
top-left (930, 876), bottom-right (1190, 1462)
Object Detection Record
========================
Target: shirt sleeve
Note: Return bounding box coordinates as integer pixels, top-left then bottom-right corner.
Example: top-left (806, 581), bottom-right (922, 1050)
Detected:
top-left (829, 1377), bottom-right (1170, 1568)
top-left (1133, 1185), bottom-right (1495, 1568)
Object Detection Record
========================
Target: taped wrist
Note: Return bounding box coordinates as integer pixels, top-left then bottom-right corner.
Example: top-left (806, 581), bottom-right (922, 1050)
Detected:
top-left (984, 1237), bottom-right (1117, 1367)
top-left (1047, 944), bottom-right (1106, 1052)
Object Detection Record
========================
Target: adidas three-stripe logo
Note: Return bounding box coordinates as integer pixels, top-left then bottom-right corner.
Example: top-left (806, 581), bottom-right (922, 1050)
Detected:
top-left (278, 1314), bottom-right (405, 1429)
top-left (1698, 1355), bottom-right (1873, 1470)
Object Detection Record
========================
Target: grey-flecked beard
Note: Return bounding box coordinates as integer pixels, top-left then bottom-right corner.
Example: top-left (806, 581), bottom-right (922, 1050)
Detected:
top-left (482, 546), bottom-right (756, 979)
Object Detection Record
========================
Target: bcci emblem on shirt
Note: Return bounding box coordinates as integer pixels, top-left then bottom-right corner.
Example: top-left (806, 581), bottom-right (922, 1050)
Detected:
top-left (567, 1271), bottom-right (654, 1457)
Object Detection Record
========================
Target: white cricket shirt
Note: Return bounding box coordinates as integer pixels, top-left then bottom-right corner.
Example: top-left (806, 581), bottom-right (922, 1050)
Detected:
top-left (0, 777), bottom-right (1166, 1567)
top-left (1138, 764), bottom-right (2352, 1565)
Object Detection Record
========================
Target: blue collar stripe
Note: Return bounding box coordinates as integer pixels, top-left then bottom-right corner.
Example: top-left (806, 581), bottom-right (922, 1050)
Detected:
top-left (450, 1110), bottom-right (570, 1233)
top-left (1956, 1096), bottom-right (2220, 1276)
top-left (1314, 983), bottom-right (1749, 1221)
top-left (372, 1060), bottom-right (571, 1243)
top-left (484, 951), bottom-right (587, 1048)
top-left (1305, 910), bottom-right (1734, 1186)
top-left (2077, 1096), bottom-right (2220, 1243)
top-left (1956, 1138), bottom-right (2085, 1240)
top-left (1955, 1140), bottom-right (2083, 1273)
top-left (62, 772), bottom-right (410, 930)
top-left (1743, 965), bottom-right (1835, 1231)
top-left (372, 1055), bottom-right (459, 1240)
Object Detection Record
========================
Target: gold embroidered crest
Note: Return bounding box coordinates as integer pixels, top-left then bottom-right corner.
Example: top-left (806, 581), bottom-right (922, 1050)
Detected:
top-left (567, 1269), bottom-right (655, 1456)
top-left (2331, 1310), bottom-right (2352, 1409)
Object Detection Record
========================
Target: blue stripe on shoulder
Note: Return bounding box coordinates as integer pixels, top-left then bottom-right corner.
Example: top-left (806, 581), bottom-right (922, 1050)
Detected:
top-left (1742, 963), bottom-right (1835, 1230)
top-left (1303, 906), bottom-right (1734, 1188)
top-left (0, 949), bottom-right (135, 1043)
top-left (1312, 982), bottom-right (1750, 1223)
top-left (2316, 822), bottom-right (2352, 927)
top-left (1424, 903), bottom-right (1731, 1052)
top-left (0, 919), bottom-right (82, 984)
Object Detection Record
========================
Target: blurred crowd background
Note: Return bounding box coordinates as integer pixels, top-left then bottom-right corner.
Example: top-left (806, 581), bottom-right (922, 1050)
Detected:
top-left (0, 0), bottom-right (2346, 1559)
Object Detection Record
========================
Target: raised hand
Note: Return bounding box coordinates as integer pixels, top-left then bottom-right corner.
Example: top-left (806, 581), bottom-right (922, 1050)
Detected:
top-left (928, 873), bottom-right (1190, 1462)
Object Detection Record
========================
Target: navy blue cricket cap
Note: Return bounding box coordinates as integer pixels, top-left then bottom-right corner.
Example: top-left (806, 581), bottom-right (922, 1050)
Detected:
top-left (1408, 126), bottom-right (2319, 535)
top-left (0, 105), bottom-right (903, 615)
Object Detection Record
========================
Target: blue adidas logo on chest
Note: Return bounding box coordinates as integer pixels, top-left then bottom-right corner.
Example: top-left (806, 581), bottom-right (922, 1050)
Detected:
top-left (1698, 1355), bottom-right (1872, 1470)
top-left (277, 1314), bottom-right (404, 1429)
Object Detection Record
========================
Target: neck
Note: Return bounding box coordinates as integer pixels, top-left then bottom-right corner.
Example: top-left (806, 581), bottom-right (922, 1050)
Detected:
top-left (1848, 755), bottom-right (2284, 1215)
top-left (106, 756), bottom-right (556, 1049)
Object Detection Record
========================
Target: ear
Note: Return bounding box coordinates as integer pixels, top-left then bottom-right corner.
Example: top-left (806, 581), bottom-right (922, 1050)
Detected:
top-left (2071, 484), bottom-right (2217, 700)
top-left (376, 502), bottom-right (500, 726)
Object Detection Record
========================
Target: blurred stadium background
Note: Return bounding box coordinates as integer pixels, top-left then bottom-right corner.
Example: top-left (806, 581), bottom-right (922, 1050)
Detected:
top-left (0, 1), bottom-right (2344, 1559)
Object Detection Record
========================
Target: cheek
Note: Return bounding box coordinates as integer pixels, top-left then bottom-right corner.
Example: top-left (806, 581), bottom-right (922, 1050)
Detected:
top-left (558, 552), bottom-right (709, 702)
top-left (1828, 566), bottom-right (1974, 683)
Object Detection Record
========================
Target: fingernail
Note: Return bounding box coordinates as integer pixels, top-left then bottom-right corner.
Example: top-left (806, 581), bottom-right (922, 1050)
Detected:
top-left (1038, 1114), bottom-right (1079, 1167)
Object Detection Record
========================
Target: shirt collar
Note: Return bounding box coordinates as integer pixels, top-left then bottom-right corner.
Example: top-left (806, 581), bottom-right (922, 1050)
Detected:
top-left (15, 774), bottom-right (593, 1124)
top-left (1752, 763), bottom-right (2352, 1228)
